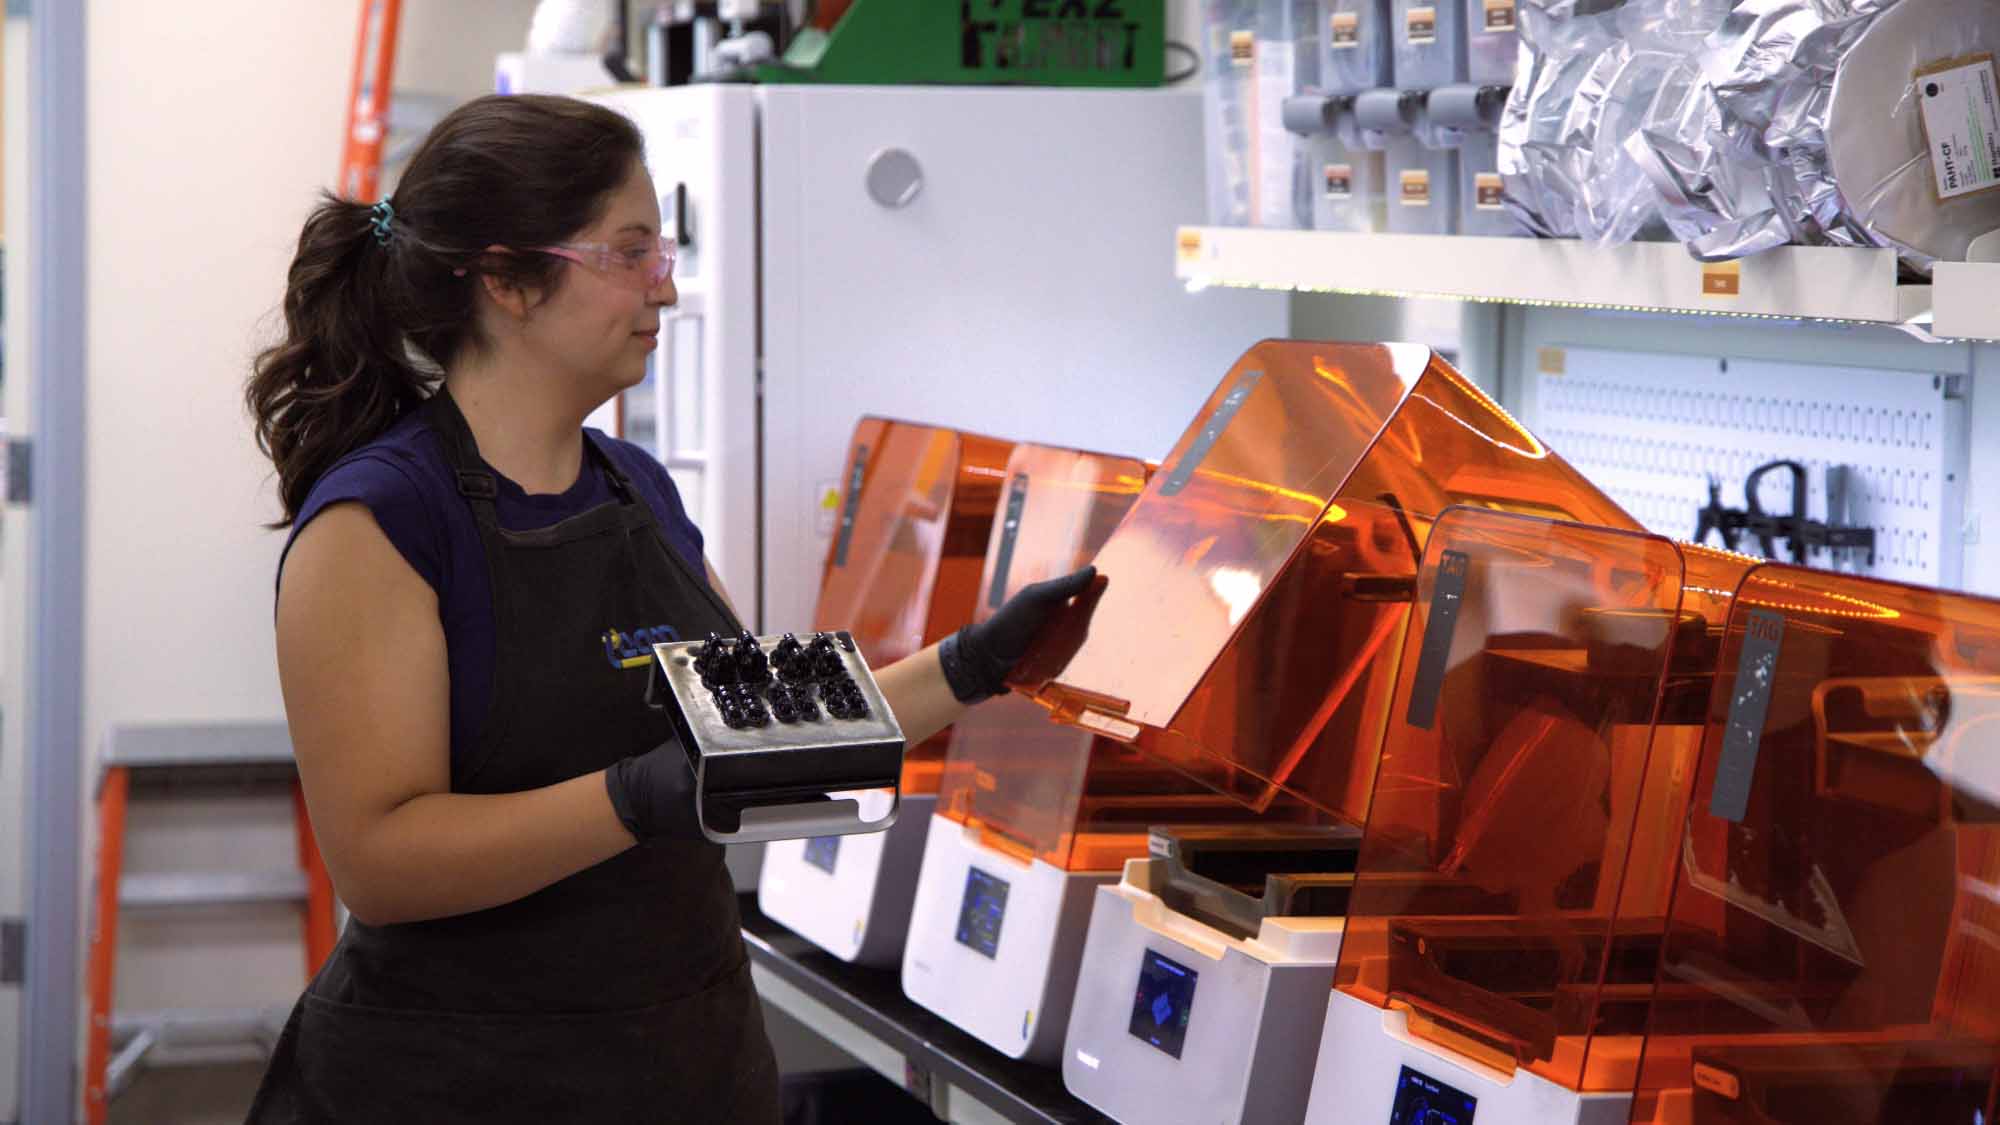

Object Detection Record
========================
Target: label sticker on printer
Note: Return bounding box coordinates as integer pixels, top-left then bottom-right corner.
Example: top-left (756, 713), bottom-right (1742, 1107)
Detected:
top-left (1330, 11), bottom-right (1361, 47)
top-left (1229, 29), bottom-right (1254, 67)
top-left (988, 473), bottom-right (1031, 609)
top-left (1405, 6), bottom-right (1438, 44)
top-left (1161, 370), bottom-right (1262, 496)
top-left (1475, 172), bottom-right (1506, 209)
top-left (1400, 169), bottom-right (1433, 206)
top-left (831, 444), bottom-right (869, 567)
top-left (1710, 609), bottom-right (1785, 824)
top-left (1916, 54), bottom-right (2000, 202)
top-left (1404, 549), bottom-right (1469, 731)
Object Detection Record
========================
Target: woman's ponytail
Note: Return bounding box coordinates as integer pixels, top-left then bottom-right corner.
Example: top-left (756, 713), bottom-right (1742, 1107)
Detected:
top-left (247, 195), bottom-right (430, 526)
top-left (246, 94), bottom-right (645, 526)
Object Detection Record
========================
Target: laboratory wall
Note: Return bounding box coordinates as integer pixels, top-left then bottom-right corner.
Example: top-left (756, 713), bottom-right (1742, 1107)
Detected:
top-left (2, 14), bottom-right (28, 1117)
top-left (76, 2), bottom-right (534, 1120)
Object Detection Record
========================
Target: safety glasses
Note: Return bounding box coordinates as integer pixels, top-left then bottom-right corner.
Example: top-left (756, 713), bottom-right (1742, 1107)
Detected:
top-left (534, 235), bottom-right (676, 291)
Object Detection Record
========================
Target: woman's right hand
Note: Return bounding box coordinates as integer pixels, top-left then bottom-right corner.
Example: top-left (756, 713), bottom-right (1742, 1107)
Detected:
top-left (604, 741), bottom-right (700, 842)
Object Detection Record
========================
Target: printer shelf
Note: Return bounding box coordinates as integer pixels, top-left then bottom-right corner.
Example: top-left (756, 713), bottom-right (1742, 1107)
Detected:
top-left (740, 896), bottom-right (1113, 1125)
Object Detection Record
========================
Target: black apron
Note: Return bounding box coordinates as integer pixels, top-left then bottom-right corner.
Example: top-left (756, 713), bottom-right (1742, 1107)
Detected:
top-left (247, 390), bottom-right (781, 1124)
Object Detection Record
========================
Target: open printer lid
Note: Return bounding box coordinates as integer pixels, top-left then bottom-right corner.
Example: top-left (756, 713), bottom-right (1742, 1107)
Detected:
top-left (1024, 340), bottom-right (1638, 824)
top-left (936, 441), bottom-right (1165, 871)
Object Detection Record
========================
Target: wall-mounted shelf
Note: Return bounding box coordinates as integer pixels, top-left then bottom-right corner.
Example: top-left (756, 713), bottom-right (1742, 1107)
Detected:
top-left (1173, 227), bottom-right (2000, 341)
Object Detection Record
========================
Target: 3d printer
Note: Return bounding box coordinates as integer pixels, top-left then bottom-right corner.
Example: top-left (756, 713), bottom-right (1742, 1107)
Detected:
top-left (757, 417), bottom-right (1013, 965)
top-left (1627, 566), bottom-right (2000, 1125)
top-left (1044, 341), bottom-right (1643, 1122)
top-left (1301, 506), bottom-right (1714, 1125)
top-left (898, 441), bottom-right (1329, 1062)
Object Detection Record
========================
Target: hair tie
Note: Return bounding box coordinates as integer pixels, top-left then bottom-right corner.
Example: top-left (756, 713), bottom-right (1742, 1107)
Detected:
top-left (368, 199), bottom-right (395, 246)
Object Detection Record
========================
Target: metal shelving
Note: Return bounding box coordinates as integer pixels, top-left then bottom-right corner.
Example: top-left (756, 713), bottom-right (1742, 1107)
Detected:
top-left (1174, 227), bottom-right (2000, 340)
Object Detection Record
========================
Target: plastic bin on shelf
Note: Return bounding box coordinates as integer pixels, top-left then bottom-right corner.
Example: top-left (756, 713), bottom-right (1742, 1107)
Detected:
top-left (1391, 0), bottom-right (1466, 90)
top-left (1354, 88), bottom-right (1459, 235)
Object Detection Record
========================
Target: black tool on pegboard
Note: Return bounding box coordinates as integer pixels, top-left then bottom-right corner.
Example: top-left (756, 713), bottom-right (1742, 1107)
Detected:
top-left (1694, 460), bottom-right (1876, 566)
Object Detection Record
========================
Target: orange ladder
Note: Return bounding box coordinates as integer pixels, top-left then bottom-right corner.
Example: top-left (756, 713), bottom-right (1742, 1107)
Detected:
top-left (339, 0), bottom-right (405, 200)
top-left (83, 722), bottom-right (336, 1125)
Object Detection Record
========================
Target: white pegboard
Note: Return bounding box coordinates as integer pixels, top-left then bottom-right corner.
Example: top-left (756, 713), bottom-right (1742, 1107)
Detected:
top-left (1534, 347), bottom-right (1969, 588)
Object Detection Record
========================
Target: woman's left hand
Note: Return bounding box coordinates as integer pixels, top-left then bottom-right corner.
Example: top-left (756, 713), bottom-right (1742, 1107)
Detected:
top-left (938, 566), bottom-right (1100, 704)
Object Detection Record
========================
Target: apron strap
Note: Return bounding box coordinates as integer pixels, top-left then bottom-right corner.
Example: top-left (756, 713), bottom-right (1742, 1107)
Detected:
top-left (423, 389), bottom-right (503, 532)
top-left (424, 389), bottom-right (641, 526)
top-left (582, 430), bottom-right (641, 505)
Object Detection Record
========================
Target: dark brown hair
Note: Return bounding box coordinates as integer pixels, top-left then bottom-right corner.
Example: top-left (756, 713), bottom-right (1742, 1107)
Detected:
top-left (247, 94), bottom-right (644, 525)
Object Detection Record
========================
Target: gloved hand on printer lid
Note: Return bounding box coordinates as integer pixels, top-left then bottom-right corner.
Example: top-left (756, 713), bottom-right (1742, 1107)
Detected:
top-left (937, 566), bottom-right (1102, 705)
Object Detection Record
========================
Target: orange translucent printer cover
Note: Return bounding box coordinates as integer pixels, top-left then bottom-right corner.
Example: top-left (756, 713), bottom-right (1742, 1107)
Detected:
top-left (1025, 341), bottom-right (1637, 824)
top-left (935, 444), bottom-right (1310, 873)
top-left (813, 417), bottom-right (1014, 793)
top-left (1331, 506), bottom-right (1698, 1095)
top-left (937, 444), bottom-right (1162, 870)
top-left (1629, 566), bottom-right (2000, 1125)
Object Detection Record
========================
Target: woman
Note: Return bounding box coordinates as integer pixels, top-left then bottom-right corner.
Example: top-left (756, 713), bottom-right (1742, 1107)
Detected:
top-left (244, 94), bottom-right (1092, 1122)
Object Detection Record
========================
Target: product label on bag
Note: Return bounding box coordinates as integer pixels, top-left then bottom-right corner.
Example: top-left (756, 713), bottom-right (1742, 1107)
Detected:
top-left (1406, 5), bottom-right (1438, 44)
top-left (1400, 168), bottom-right (1432, 206)
top-left (1475, 172), bottom-right (1505, 209)
top-left (1916, 54), bottom-right (2000, 202)
top-left (1482, 0), bottom-right (1516, 32)
top-left (1326, 163), bottom-right (1356, 198)
top-left (1330, 11), bottom-right (1361, 47)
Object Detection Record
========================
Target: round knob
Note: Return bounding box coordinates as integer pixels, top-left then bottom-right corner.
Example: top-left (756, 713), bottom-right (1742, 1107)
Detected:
top-left (865, 148), bottom-right (923, 209)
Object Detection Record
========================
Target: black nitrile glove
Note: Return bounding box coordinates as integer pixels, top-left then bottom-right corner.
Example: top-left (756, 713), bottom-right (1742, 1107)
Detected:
top-left (938, 566), bottom-right (1098, 704)
top-left (604, 740), bottom-right (702, 841)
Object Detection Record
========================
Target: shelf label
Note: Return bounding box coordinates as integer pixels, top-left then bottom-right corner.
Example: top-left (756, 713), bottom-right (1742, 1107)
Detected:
top-left (1405, 6), bottom-right (1437, 44)
top-left (1475, 172), bottom-right (1505, 210)
top-left (1330, 10), bottom-right (1361, 48)
top-left (1916, 54), bottom-right (2000, 202)
top-left (1176, 226), bottom-right (1203, 264)
top-left (1482, 0), bottom-right (1517, 32)
top-left (1325, 163), bottom-right (1355, 199)
top-left (1229, 29), bottom-right (1254, 66)
top-left (1400, 168), bottom-right (1433, 206)
top-left (1701, 260), bottom-right (1742, 297)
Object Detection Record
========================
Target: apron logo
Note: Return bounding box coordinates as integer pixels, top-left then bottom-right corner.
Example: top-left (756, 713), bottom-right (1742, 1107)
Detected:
top-left (602, 625), bottom-right (681, 670)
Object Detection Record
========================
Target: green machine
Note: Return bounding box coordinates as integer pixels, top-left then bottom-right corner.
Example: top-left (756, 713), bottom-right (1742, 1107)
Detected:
top-left (759, 0), bottom-right (1167, 87)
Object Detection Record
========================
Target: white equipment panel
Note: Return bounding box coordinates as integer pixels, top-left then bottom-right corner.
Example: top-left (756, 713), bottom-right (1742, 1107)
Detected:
top-left (1534, 347), bottom-right (1968, 588)
top-left (758, 792), bottom-right (932, 967)
top-left (900, 815), bottom-right (1112, 1063)
top-left (1061, 859), bottom-right (1342, 1124)
top-left (1304, 988), bottom-right (1633, 1125)
top-left (759, 85), bottom-right (1288, 634)
top-left (589, 85), bottom-right (760, 620)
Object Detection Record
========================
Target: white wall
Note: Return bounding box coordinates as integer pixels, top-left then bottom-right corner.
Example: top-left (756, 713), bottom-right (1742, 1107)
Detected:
top-left (81, 3), bottom-right (534, 1121)
top-left (1, 14), bottom-right (31, 1119)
